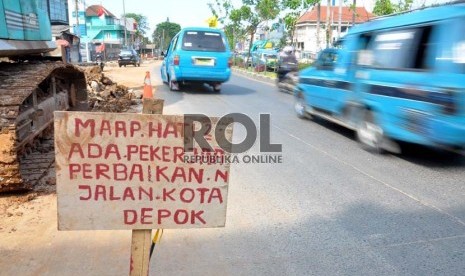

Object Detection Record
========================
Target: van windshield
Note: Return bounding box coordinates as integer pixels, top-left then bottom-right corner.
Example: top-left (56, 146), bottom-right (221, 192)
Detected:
top-left (181, 31), bottom-right (226, 52)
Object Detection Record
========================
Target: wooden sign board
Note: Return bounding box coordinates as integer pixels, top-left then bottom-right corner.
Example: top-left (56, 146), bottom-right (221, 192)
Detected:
top-left (54, 111), bottom-right (232, 230)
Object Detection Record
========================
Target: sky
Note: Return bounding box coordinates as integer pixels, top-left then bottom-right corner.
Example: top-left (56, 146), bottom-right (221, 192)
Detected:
top-left (71, 0), bottom-right (450, 37)
top-left (73, 0), bottom-right (243, 36)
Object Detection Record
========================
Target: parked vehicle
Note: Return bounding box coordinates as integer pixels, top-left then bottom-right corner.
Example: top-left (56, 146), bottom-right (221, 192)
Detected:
top-left (295, 4), bottom-right (465, 153)
top-left (160, 27), bottom-right (232, 92)
top-left (118, 49), bottom-right (141, 67)
top-left (252, 49), bottom-right (279, 71)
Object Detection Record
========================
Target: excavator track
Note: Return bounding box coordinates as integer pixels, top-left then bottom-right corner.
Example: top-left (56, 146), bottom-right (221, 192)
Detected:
top-left (0, 61), bottom-right (88, 192)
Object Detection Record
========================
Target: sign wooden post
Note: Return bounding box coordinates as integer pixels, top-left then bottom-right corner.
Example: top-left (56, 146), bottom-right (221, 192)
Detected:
top-left (130, 229), bottom-right (152, 276)
top-left (130, 98), bottom-right (165, 276)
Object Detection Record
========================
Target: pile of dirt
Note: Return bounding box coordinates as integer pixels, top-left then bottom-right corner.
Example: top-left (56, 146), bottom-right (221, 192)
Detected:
top-left (83, 66), bottom-right (141, 112)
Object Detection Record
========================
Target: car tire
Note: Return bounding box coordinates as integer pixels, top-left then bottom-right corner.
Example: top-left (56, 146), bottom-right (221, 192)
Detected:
top-left (169, 78), bottom-right (178, 91)
top-left (356, 110), bottom-right (385, 153)
top-left (119, 64), bottom-right (122, 67)
top-left (294, 92), bottom-right (311, 119)
top-left (213, 84), bottom-right (221, 93)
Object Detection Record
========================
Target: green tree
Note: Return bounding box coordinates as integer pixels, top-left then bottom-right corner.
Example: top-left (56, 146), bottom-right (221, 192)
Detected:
top-left (208, 0), bottom-right (242, 50)
top-left (152, 21), bottom-right (181, 50)
top-left (223, 23), bottom-right (247, 50)
top-left (372, 0), bottom-right (395, 15)
top-left (142, 36), bottom-right (151, 45)
top-left (281, 0), bottom-right (319, 47)
top-left (396, 0), bottom-right (413, 12)
top-left (230, 0), bottom-right (280, 65)
top-left (124, 13), bottom-right (149, 36)
top-left (208, 0), bottom-right (233, 24)
top-left (373, 0), bottom-right (413, 16)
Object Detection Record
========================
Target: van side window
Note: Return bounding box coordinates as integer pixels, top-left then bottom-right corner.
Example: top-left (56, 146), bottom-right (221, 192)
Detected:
top-left (356, 33), bottom-right (374, 66)
top-left (172, 36), bottom-right (179, 51)
top-left (362, 26), bottom-right (435, 71)
top-left (413, 26), bottom-right (436, 70)
top-left (369, 29), bottom-right (418, 69)
top-left (451, 17), bottom-right (465, 73)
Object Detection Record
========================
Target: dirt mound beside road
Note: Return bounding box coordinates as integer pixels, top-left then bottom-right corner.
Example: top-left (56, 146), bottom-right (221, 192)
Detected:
top-left (83, 66), bottom-right (142, 113)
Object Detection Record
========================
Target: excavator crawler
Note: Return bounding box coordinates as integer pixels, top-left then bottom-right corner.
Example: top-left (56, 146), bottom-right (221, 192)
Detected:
top-left (0, 62), bottom-right (87, 192)
top-left (0, 0), bottom-right (88, 192)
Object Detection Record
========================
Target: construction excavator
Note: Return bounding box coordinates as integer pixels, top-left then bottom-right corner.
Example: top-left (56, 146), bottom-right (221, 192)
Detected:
top-left (0, 0), bottom-right (88, 192)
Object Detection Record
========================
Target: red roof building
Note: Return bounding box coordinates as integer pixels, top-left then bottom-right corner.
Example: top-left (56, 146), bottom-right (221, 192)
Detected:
top-left (85, 5), bottom-right (116, 18)
top-left (298, 6), bottom-right (373, 24)
top-left (294, 6), bottom-right (373, 53)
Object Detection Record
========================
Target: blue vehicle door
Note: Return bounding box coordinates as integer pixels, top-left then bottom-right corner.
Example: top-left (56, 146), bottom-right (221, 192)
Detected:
top-left (161, 35), bottom-right (178, 82)
top-left (300, 49), bottom-right (342, 112)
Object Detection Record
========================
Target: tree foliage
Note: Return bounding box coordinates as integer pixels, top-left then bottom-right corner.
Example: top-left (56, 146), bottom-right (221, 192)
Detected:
top-left (124, 13), bottom-right (149, 37)
top-left (208, 0), bottom-right (233, 25)
top-left (208, 0), bottom-right (240, 49)
top-left (152, 21), bottom-right (181, 50)
top-left (229, 0), bottom-right (280, 62)
top-left (373, 0), bottom-right (413, 16)
top-left (281, 0), bottom-right (319, 46)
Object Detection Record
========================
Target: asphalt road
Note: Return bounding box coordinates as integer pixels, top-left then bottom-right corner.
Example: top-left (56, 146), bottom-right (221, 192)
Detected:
top-left (149, 64), bottom-right (465, 275)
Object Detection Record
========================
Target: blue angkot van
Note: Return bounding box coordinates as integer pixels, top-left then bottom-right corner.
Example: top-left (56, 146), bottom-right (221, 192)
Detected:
top-left (161, 27), bottom-right (232, 92)
top-left (296, 3), bottom-right (465, 153)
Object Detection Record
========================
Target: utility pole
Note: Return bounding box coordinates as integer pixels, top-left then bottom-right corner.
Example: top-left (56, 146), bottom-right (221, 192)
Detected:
top-left (326, 0), bottom-right (331, 48)
top-left (75, 0), bottom-right (80, 36)
top-left (338, 0), bottom-right (342, 39)
top-left (352, 0), bottom-right (356, 25)
top-left (161, 29), bottom-right (165, 52)
top-left (123, 0), bottom-right (127, 47)
top-left (316, 3), bottom-right (320, 52)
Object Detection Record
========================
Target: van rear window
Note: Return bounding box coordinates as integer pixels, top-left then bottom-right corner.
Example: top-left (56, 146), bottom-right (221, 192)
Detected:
top-left (182, 31), bottom-right (226, 52)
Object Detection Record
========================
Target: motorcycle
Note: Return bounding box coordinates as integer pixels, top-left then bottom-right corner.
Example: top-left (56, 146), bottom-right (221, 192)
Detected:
top-left (277, 62), bottom-right (298, 94)
top-left (95, 54), bottom-right (105, 70)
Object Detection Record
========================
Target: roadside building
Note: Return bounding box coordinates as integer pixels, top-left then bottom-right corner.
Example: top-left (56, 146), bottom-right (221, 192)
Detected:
top-left (71, 5), bottom-right (135, 62)
top-left (81, 5), bottom-right (125, 61)
top-left (295, 6), bottom-right (373, 54)
top-left (39, 0), bottom-right (80, 62)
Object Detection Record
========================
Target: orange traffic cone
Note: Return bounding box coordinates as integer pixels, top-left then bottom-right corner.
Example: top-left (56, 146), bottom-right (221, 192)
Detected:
top-left (143, 71), bottom-right (153, 99)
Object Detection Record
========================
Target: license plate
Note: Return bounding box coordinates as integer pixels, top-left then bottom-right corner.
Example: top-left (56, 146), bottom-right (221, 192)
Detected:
top-left (195, 58), bottom-right (214, 66)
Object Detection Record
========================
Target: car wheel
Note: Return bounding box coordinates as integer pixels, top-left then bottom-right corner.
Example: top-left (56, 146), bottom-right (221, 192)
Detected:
top-left (294, 92), bottom-right (310, 119)
top-left (169, 78), bottom-right (179, 91)
top-left (356, 110), bottom-right (384, 153)
top-left (213, 84), bottom-right (221, 93)
top-left (119, 64), bottom-right (122, 67)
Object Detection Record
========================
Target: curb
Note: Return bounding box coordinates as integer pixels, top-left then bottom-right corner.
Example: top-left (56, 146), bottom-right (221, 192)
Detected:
top-left (232, 68), bottom-right (276, 85)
